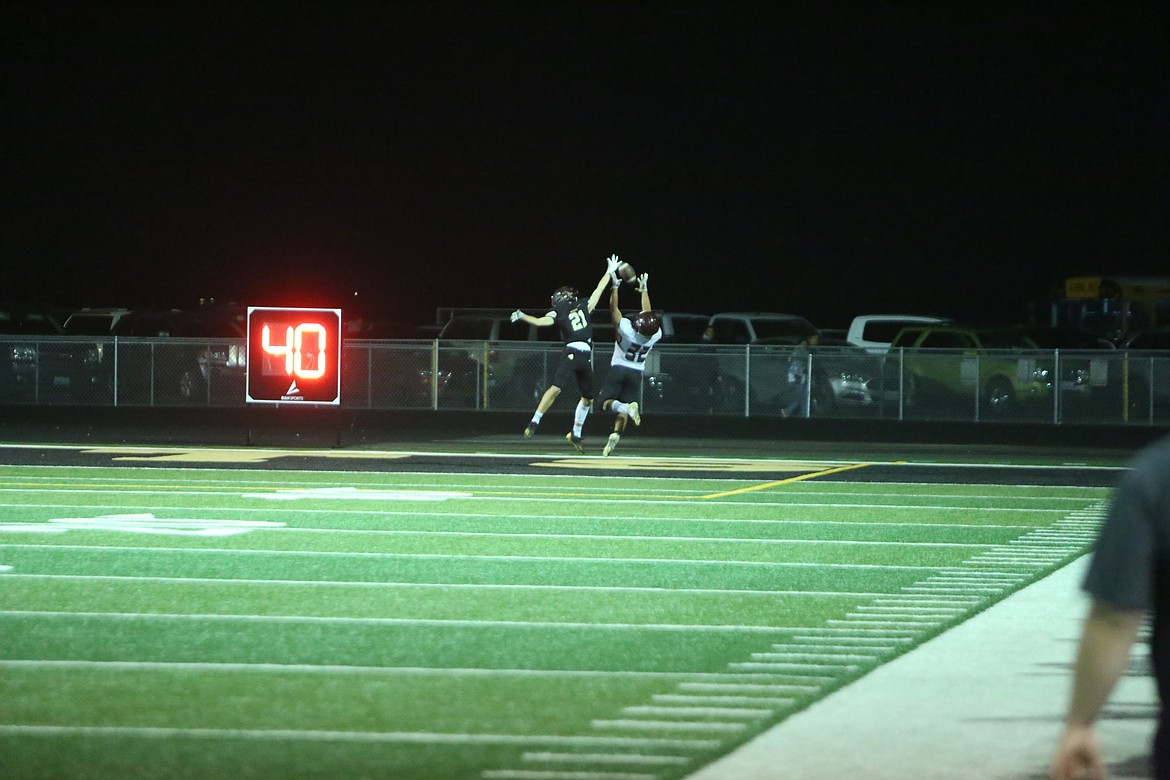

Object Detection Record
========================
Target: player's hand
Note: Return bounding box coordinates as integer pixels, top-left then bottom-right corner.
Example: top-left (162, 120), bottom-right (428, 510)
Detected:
top-left (637, 273), bottom-right (649, 292)
top-left (510, 309), bottom-right (523, 323)
top-left (606, 254), bottom-right (620, 275)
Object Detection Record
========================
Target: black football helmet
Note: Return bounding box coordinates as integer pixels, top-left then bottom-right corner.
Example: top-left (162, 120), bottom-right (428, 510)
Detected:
top-left (551, 286), bottom-right (577, 306)
top-left (633, 311), bottom-right (661, 337)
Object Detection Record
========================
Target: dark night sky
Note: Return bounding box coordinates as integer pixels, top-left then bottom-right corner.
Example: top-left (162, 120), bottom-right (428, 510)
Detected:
top-left (2, 1), bottom-right (1167, 330)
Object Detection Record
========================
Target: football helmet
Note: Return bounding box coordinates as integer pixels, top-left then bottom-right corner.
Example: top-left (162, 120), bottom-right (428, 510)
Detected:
top-left (551, 286), bottom-right (577, 306)
top-left (633, 311), bottom-right (661, 337)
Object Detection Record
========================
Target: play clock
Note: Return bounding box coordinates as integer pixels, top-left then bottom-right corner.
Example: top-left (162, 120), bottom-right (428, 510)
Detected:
top-left (245, 307), bottom-right (342, 405)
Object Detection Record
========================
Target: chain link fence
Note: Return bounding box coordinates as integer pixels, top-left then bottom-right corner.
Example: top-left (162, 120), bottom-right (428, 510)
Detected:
top-left (2, 336), bottom-right (1167, 425)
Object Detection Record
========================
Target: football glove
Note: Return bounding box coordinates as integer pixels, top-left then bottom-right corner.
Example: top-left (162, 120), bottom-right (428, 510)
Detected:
top-left (637, 273), bottom-right (649, 293)
top-left (510, 309), bottom-right (523, 323)
top-left (607, 255), bottom-right (621, 286)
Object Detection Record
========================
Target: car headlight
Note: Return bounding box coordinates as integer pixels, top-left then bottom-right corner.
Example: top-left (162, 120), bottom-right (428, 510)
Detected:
top-left (10, 345), bottom-right (36, 364)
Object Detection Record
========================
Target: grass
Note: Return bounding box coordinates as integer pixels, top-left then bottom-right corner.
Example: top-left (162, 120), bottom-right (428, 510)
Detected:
top-left (0, 452), bottom-right (1112, 779)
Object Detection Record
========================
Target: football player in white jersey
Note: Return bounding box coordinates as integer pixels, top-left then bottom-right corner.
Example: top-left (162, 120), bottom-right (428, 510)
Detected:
top-left (594, 269), bottom-right (661, 456)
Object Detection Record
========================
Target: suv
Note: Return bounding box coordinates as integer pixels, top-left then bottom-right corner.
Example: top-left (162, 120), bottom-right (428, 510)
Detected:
top-left (890, 324), bottom-right (1058, 416)
top-left (30, 307), bottom-right (134, 401)
top-left (0, 303), bottom-right (66, 401)
top-left (108, 307), bottom-right (247, 404)
top-left (847, 314), bottom-right (950, 353)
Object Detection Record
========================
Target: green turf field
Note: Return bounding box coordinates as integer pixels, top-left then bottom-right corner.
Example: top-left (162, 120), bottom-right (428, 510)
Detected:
top-left (0, 454), bottom-right (1111, 779)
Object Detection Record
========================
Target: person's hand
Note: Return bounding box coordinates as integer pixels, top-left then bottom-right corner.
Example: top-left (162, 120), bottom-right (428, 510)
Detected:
top-left (606, 254), bottom-right (620, 275)
top-left (1049, 725), bottom-right (1106, 780)
top-left (637, 273), bottom-right (649, 293)
top-left (510, 310), bottom-right (523, 323)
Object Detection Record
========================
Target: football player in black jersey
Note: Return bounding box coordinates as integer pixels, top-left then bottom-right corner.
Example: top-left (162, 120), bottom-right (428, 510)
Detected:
top-left (511, 255), bottom-right (617, 452)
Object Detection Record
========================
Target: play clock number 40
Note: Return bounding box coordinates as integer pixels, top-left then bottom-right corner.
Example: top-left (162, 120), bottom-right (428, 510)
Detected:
top-left (246, 307), bottom-right (342, 405)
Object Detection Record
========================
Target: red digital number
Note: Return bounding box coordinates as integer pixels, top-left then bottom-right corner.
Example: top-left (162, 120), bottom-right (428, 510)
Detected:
top-left (261, 322), bottom-right (328, 379)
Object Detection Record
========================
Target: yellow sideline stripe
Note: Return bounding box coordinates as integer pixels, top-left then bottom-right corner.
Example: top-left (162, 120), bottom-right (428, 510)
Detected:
top-left (699, 463), bottom-right (872, 499)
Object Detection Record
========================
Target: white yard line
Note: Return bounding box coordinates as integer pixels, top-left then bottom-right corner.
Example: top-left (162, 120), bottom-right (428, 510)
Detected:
top-left (0, 659), bottom-right (806, 681)
top-left (0, 544), bottom-right (953, 570)
top-left (0, 724), bottom-right (718, 751)
top-left (0, 503), bottom-right (1050, 530)
top-left (0, 609), bottom-right (818, 633)
top-left (0, 573), bottom-right (892, 598)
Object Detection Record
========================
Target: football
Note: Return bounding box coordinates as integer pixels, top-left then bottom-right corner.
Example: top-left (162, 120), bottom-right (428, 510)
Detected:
top-left (617, 262), bottom-right (637, 283)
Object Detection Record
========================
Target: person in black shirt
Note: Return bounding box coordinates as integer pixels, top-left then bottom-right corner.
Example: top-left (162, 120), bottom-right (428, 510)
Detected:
top-left (1050, 433), bottom-right (1169, 779)
top-left (511, 256), bottom-right (617, 452)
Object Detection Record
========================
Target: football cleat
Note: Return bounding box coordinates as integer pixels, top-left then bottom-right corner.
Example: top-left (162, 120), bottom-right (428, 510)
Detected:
top-left (627, 401), bottom-right (641, 426)
top-left (603, 432), bottom-right (620, 457)
top-left (524, 422), bottom-right (538, 438)
top-left (565, 432), bottom-right (584, 453)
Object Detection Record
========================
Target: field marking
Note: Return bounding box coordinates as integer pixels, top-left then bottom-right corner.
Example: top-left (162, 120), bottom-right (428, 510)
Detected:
top-left (485, 770), bottom-right (657, 780)
top-left (0, 659), bottom-right (806, 681)
top-left (0, 573), bottom-right (892, 599)
top-left (0, 503), bottom-right (1050, 531)
top-left (534, 458), bottom-right (849, 473)
top-left (699, 463), bottom-right (874, 499)
top-left (0, 495), bottom-right (1088, 515)
top-left (0, 609), bottom-right (822, 633)
top-left (241, 487), bottom-right (471, 501)
top-left (0, 444), bottom-right (1128, 473)
top-left (0, 521), bottom-right (1006, 551)
top-left (0, 543), bottom-right (989, 571)
top-left (0, 724), bottom-right (717, 751)
top-left (0, 515), bottom-right (284, 536)
top-left (0, 477), bottom-right (1111, 506)
top-left (522, 751), bottom-right (690, 765)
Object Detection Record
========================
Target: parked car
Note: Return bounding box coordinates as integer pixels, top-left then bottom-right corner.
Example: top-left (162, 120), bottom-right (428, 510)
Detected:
top-left (0, 303), bottom-right (66, 401)
top-left (107, 307), bottom-right (247, 404)
top-left (26, 306), bottom-right (134, 401)
top-left (806, 333), bottom-right (897, 413)
top-left (704, 312), bottom-right (821, 414)
top-left (1012, 325), bottom-right (1116, 351)
top-left (639, 312), bottom-right (715, 412)
top-left (62, 307), bottom-right (132, 336)
top-left (890, 324), bottom-right (1064, 416)
top-left (847, 314), bottom-right (950, 353)
top-left (436, 308), bottom-right (617, 409)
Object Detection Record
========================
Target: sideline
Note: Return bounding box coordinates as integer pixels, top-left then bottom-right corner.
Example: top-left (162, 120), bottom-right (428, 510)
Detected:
top-left (684, 556), bottom-right (1158, 780)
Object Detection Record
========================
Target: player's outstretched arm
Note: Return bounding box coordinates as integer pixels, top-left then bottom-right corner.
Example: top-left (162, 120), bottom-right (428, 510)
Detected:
top-left (638, 273), bottom-right (651, 312)
top-left (511, 310), bottom-right (554, 327)
top-left (586, 269), bottom-right (611, 313)
top-left (608, 281), bottom-right (622, 328)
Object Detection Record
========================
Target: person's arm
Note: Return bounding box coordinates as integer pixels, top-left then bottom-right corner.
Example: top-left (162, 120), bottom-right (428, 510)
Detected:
top-left (638, 273), bottom-right (651, 312)
top-left (608, 283), bottom-right (621, 328)
top-left (585, 269), bottom-right (611, 314)
top-left (511, 310), bottom-right (554, 327)
top-left (1048, 599), bottom-right (1145, 780)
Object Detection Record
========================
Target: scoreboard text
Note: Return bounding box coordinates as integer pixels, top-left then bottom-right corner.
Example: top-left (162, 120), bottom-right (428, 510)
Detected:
top-left (245, 307), bottom-right (342, 405)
